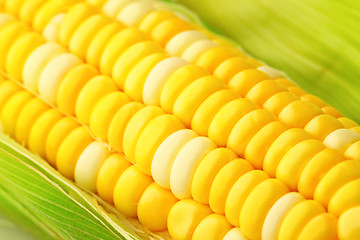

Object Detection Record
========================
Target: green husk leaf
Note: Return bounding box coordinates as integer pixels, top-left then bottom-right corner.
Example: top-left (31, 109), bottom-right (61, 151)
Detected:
top-left (177, 0), bottom-right (360, 123)
top-left (0, 133), bottom-right (168, 240)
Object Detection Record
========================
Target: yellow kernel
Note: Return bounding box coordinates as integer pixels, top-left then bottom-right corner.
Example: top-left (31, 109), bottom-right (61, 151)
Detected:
top-left (143, 56), bottom-right (188, 106)
top-left (278, 100), bottom-right (323, 128)
top-left (138, 183), bottom-right (178, 232)
top-left (113, 165), bottom-right (153, 217)
top-left (23, 42), bottom-right (66, 93)
top-left (56, 126), bottom-right (93, 180)
top-left (28, 109), bottom-right (63, 158)
top-left (170, 137), bottom-right (216, 199)
top-left (304, 114), bottom-right (343, 141)
top-left (6, 32), bottom-right (44, 81)
top-left (57, 64), bottom-right (99, 115)
top-left (209, 158), bottom-right (254, 214)
top-left (227, 109), bottom-right (276, 156)
top-left (263, 91), bottom-right (300, 117)
top-left (167, 199), bottom-right (212, 240)
top-left (74, 141), bottom-right (111, 193)
top-left (193, 214), bottom-right (232, 240)
top-left (208, 98), bottom-right (258, 147)
top-left (314, 160), bottom-right (360, 206)
top-left (1, 91), bottom-right (33, 137)
top-left (114, 40), bottom-right (165, 91)
top-left (135, 114), bottom-right (185, 175)
top-left (69, 14), bottom-right (111, 60)
top-left (100, 27), bottom-right (146, 75)
top-left (245, 121), bottom-right (290, 169)
top-left (160, 64), bottom-right (209, 113)
top-left (124, 52), bottom-right (168, 101)
top-left (58, 2), bottom-right (97, 46)
top-left (75, 75), bottom-right (118, 124)
top-left (173, 75), bottom-right (225, 127)
top-left (225, 170), bottom-right (268, 226)
top-left (227, 69), bottom-right (269, 97)
top-left (338, 206), bottom-right (360, 240)
top-left (108, 102), bottom-right (144, 153)
top-left (192, 148), bottom-right (236, 204)
top-left (240, 179), bottom-right (289, 240)
top-left (191, 89), bottom-right (238, 136)
top-left (38, 53), bottom-right (82, 104)
top-left (278, 200), bottom-right (325, 240)
top-left (152, 129), bottom-right (198, 189)
top-left (123, 105), bottom-right (164, 162)
top-left (276, 139), bottom-right (326, 191)
top-left (263, 128), bottom-right (312, 177)
top-left (86, 21), bottom-right (125, 66)
top-left (262, 192), bottom-right (305, 240)
top-left (213, 57), bottom-right (254, 83)
top-left (45, 117), bottom-right (79, 167)
top-left (298, 148), bottom-right (344, 199)
top-left (96, 153), bottom-right (131, 203)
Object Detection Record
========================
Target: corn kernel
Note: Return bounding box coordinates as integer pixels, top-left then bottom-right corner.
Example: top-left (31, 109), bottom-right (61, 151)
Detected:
top-left (304, 114), bottom-right (343, 141)
top-left (263, 128), bottom-right (312, 177)
top-left (135, 114), bottom-right (185, 175)
top-left (107, 102), bottom-right (144, 153)
top-left (69, 14), bottom-right (111, 60)
top-left (137, 183), bottom-right (178, 232)
top-left (192, 214), bottom-right (232, 240)
top-left (28, 109), bottom-right (62, 158)
top-left (56, 126), bottom-right (93, 180)
top-left (59, 2), bottom-right (97, 46)
top-left (225, 170), bottom-right (268, 226)
top-left (96, 153), bottom-right (131, 203)
top-left (208, 98), bottom-right (258, 147)
top-left (74, 141), bottom-right (111, 193)
top-left (314, 160), bottom-right (360, 206)
top-left (165, 30), bottom-right (207, 57)
top-left (338, 206), bottom-right (360, 240)
top-left (160, 64), bottom-right (209, 113)
top-left (298, 213), bottom-right (337, 240)
top-left (57, 64), bottom-right (99, 115)
top-left (152, 129), bottom-right (198, 189)
top-left (123, 105), bottom-right (164, 162)
top-left (75, 75), bottom-right (118, 124)
top-left (89, 91), bottom-right (130, 141)
top-left (1, 91), bottom-right (33, 137)
top-left (143, 57), bottom-right (187, 105)
top-left (262, 192), bottom-right (305, 240)
top-left (38, 53), bottom-right (82, 104)
top-left (170, 136), bottom-right (216, 199)
top-left (276, 139), bottom-right (326, 191)
top-left (113, 165), bottom-right (153, 217)
top-left (323, 128), bottom-right (360, 153)
top-left (23, 42), bottom-right (66, 92)
top-left (191, 148), bottom-right (236, 204)
top-left (245, 121), bottom-right (290, 169)
top-left (209, 158), bottom-right (254, 214)
top-left (191, 89), bottom-right (238, 136)
top-left (167, 199), bottom-right (212, 240)
top-left (240, 179), bottom-right (289, 240)
top-left (297, 149), bottom-right (344, 198)
top-left (173, 75), bottom-right (225, 127)
top-left (114, 40), bottom-right (165, 91)
top-left (278, 200), bottom-right (325, 240)
top-left (45, 117), bottom-right (79, 167)
top-left (227, 109), bottom-right (276, 156)
top-left (15, 98), bottom-right (49, 146)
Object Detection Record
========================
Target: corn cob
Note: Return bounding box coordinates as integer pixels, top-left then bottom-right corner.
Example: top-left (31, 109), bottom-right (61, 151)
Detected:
top-left (0, 1), bottom-right (360, 240)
